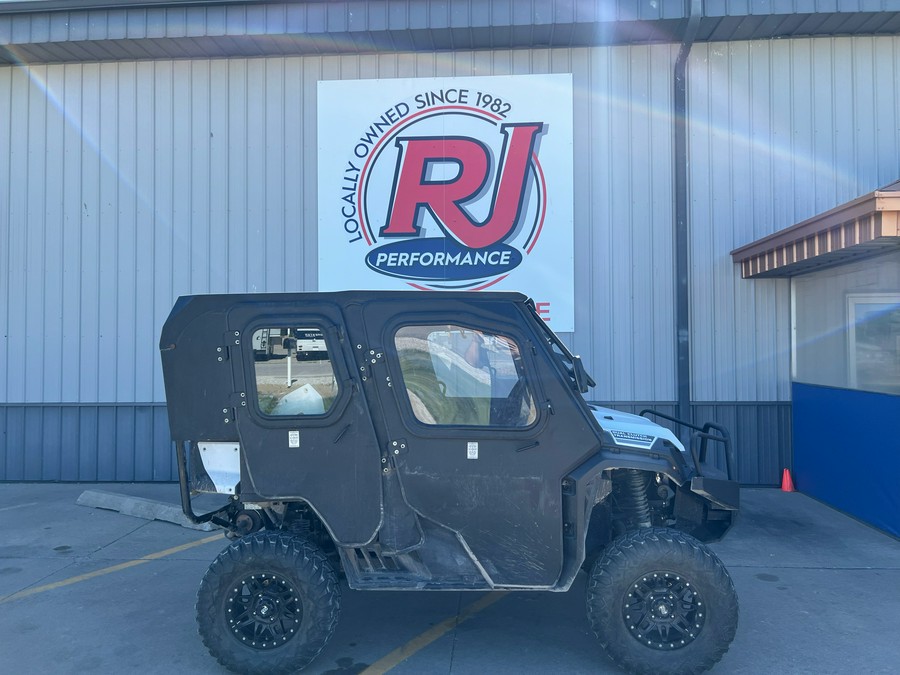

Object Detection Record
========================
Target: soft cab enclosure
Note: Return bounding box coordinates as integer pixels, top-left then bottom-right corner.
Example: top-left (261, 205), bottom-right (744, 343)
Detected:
top-left (160, 290), bottom-right (737, 592)
top-left (160, 291), bottom-right (741, 675)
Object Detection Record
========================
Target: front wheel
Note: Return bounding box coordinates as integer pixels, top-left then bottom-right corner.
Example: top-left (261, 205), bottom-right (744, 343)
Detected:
top-left (197, 532), bottom-right (341, 674)
top-left (586, 528), bottom-right (738, 675)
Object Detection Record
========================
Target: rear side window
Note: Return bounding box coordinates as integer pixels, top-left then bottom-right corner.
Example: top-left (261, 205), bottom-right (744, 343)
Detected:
top-left (251, 327), bottom-right (337, 416)
top-left (394, 324), bottom-right (537, 427)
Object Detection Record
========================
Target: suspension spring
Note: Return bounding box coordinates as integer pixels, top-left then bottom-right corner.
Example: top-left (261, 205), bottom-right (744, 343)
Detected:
top-left (615, 469), bottom-right (651, 529)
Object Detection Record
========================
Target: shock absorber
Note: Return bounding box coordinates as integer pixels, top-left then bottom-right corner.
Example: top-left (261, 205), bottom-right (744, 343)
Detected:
top-left (614, 469), bottom-right (651, 529)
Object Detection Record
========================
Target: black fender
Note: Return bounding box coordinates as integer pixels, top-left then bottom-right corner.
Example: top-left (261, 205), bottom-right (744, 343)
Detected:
top-left (556, 444), bottom-right (736, 591)
top-left (555, 446), bottom-right (688, 590)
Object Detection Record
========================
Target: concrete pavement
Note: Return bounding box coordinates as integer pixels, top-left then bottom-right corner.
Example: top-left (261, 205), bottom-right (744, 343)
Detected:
top-left (0, 484), bottom-right (898, 674)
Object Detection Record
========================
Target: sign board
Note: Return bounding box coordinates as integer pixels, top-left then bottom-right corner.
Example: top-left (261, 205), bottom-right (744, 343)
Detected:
top-left (317, 74), bottom-right (574, 330)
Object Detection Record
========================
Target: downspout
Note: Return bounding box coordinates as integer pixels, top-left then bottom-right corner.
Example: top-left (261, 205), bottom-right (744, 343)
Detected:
top-left (674, 0), bottom-right (701, 428)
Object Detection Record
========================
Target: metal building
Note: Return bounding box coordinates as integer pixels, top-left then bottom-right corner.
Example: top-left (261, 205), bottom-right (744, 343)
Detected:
top-left (1, 1), bottom-right (899, 484)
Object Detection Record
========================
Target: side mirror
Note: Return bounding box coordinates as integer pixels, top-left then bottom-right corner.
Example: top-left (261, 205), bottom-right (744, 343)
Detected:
top-left (572, 355), bottom-right (595, 394)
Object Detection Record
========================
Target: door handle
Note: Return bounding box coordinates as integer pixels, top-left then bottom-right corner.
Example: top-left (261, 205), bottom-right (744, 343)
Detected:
top-left (333, 424), bottom-right (351, 444)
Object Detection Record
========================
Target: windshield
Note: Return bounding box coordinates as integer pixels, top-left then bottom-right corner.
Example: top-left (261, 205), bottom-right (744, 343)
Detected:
top-left (526, 301), bottom-right (595, 393)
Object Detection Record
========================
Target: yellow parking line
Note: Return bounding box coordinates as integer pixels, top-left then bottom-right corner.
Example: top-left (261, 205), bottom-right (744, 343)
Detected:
top-left (0, 533), bottom-right (224, 605)
top-left (360, 591), bottom-right (509, 675)
top-left (0, 502), bottom-right (39, 512)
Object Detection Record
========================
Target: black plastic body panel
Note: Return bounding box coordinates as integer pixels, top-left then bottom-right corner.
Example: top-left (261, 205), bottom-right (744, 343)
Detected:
top-left (161, 294), bottom-right (383, 546)
top-left (160, 291), bottom-right (739, 590)
top-left (356, 296), bottom-right (603, 588)
top-left (690, 476), bottom-right (740, 511)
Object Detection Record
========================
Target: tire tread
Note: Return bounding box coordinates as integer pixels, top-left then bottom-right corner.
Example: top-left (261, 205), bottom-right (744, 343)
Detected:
top-left (196, 531), bottom-right (341, 675)
top-left (586, 528), bottom-right (738, 675)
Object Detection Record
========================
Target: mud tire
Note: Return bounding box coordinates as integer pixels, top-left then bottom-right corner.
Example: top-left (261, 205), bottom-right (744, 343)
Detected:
top-left (196, 532), bottom-right (341, 674)
top-left (586, 528), bottom-right (738, 675)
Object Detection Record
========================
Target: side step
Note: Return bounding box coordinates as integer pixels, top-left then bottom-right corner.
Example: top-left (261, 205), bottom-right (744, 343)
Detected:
top-left (340, 543), bottom-right (489, 590)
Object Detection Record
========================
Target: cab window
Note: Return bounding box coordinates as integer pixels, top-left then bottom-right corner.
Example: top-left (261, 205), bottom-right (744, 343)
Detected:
top-left (394, 324), bottom-right (537, 427)
top-left (251, 327), bottom-right (337, 416)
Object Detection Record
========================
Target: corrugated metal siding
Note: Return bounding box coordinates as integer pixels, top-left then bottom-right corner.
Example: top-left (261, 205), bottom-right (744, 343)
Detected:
top-left (688, 35), bottom-right (900, 402)
top-left (0, 46), bottom-right (680, 480)
top-left (0, 58), bottom-right (313, 406)
top-left (0, 46), bottom-right (678, 410)
top-left (572, 44), bottom-right (678, 402)
top-left (691, 403), bottom-right (792, 485)
top-left (0, 1), bottom-right (685, 64)
top-left (0, 402), bottom-right (789, 483)
top-left (0, 404), bottom-right (172, 481)
top-left (1, 40), bottom-right (849, 481)
top-left (4, 1), bottom-right (900, 65)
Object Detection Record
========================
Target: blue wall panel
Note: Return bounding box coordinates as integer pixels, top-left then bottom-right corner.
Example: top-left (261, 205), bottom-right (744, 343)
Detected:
top-left (793, 383), bottom-right (900, 538)
top-left (0, 405), bottom-right (175, 482)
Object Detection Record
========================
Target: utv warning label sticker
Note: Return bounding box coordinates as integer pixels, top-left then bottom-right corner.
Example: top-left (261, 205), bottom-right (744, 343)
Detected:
top-left (609, 430), bottom-right (655, 449)
top-left (467, 442), bottom-right (479, 460)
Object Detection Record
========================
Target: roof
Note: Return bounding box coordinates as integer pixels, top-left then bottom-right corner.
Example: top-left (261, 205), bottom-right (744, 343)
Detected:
top-left (731, 181), bottom-right (900, 279)
top-left (2, 1), bottom-right (900, 64)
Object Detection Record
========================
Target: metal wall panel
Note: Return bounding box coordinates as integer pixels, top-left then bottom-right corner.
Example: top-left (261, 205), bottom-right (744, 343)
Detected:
top-left (4, 2), bottom-right (900, 65)
top-left (0, 46), bottom-right (679, 408)
top-left (6, 39), bottom-right (876, 481)
top-left (0, 67), bottom-right (12, 406)
top-left (692, 402), bottom-right (793, 486)
top-left (571, 44), bottom-right (679, 402)
top-left (688, 35), bottom-right (900, 402)
top-left (0, 404), bottom-right (172, 481)
top-left (0, 46), bottom-right (679, 479)
top-left (0, 402), bottom-right (790, 483)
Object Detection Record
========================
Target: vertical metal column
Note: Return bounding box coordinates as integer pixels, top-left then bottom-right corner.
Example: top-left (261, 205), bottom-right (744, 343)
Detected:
top-left (674, 0), bottom-right (701, 428)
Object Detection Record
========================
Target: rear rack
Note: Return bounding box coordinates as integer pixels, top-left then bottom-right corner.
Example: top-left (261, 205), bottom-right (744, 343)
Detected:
top-left (639, 409), bottom-right (736, 481)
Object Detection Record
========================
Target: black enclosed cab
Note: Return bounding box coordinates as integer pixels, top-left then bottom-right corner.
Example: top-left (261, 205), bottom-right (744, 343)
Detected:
top-left (160, 291), bottom-right (739, 675)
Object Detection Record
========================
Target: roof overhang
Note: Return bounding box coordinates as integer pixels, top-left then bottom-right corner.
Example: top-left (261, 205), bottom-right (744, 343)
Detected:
top-left (2, 2), bottom-right (900, 64)
top-left (731, 181), bottom-right (900, 279)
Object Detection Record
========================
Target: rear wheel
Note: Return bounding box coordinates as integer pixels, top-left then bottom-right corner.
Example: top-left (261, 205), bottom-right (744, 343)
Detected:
top-left (586, 528), bottom-right (738, 675)
top-left (197, 532), bottom-right (341, 674)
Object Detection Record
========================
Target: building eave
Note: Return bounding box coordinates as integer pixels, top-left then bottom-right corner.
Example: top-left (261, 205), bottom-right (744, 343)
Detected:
top-left (2, 2), bottom-right (900, 64)
top-left (731, 181), bottom-right (900, 279)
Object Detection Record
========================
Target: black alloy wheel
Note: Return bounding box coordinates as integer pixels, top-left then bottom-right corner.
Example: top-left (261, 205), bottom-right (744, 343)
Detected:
top-left (224, 570), bottom-right (303, 650)
top-left (586, 528), bottom-right (738, 675)
top-left (623, 570), bottom-right (705, 650)
top-left (197, 532), bottom-right (341, 674)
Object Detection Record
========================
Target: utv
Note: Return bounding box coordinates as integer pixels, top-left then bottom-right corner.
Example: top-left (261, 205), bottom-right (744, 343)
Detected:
top-left (160, 291), bottom-right (739, 675)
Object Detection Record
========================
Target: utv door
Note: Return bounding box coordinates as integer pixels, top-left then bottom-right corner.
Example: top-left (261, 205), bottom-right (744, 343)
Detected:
top-left (362, 298), bottom-right (599, 588)
top-left (228, 301), bottom-right (382, 547)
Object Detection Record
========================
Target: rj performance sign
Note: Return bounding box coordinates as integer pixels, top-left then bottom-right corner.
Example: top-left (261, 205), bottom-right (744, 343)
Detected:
top-left (317, 74), bottom-right (574, 331)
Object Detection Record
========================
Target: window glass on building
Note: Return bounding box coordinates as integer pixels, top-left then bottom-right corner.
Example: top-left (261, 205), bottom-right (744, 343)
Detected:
top-left (394, 324), bottom-right (537, 427)
top-left (793, 251), bottom-right (900, 395)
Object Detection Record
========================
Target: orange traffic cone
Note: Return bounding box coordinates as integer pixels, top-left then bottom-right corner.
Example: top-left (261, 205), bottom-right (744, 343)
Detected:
top-left (781, 468), bottom-right (795, 492)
